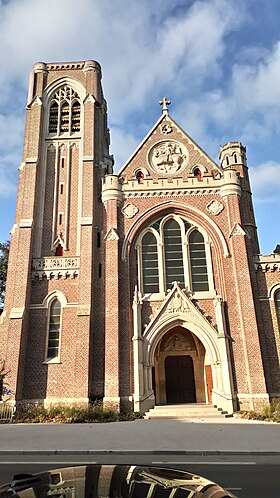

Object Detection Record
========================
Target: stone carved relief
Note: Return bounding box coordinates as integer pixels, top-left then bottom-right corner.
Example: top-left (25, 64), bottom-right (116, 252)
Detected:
top-left (122, 203), bottom-right (139, 219)
top-left (163, 334), bottom-right (193, 351)
top-left (166, 290), bottom-right (191, 314)
top-left (104, 227), bottom-right (119, 241)
top-left (32, 257), bottom-right (79, 270)
top-left (142, 282), bottom-right (218, 340)
top-left (229, 222), bottom-right (246, 237)
top-left (161, 123), bottom-right (173, 135)
top-left (206, 200), bottom-right (224, 215)
top-left (148, 141), bottom-right (188, 175)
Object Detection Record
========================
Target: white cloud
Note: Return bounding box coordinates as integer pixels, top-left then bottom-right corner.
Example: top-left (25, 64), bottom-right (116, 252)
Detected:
top-left (110, 126), bottom-right (139, 171)
top-left (182, 40), bottom-right (280, 145)
top-left (0, 0), bottom-right (246, 129)
top-left (0, 0), bottom-right (245, 120)
top-left (0, 113), bottom-right (22, 198)
top-left (0, 114), bottom-right (23, 152)
top-left (0, 0), bottom-right (279, 253)
top-left (250, 161), bottom-right (280, 203)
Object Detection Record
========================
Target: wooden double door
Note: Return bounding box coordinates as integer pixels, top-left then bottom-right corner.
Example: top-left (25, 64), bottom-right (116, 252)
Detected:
top-left (165, 355), bottom-right (196, 404)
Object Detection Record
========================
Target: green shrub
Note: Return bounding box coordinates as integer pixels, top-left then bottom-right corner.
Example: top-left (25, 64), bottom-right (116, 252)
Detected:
top-left (239, 399), bottom-right (280, 423)
top-left (13, 403), bottom-right (142, 424)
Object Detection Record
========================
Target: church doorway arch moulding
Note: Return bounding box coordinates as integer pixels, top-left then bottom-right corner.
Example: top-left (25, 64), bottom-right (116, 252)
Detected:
top-left (132, 283), bottom-right (235, 414)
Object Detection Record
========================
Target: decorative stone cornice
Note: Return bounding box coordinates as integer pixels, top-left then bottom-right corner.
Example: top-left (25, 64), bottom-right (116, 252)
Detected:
top-left (254, 254), bottom-right (280, 272)
top-left (46, 62), bottom-right (85, 71)
top-left (125, 188), bottom-right (220, 199)
top-left (32, 256), bottom-right (80, 280)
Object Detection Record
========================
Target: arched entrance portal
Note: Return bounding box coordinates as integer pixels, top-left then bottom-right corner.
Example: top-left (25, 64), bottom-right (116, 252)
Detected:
top-left (152, 326), bottom-right (212, 405)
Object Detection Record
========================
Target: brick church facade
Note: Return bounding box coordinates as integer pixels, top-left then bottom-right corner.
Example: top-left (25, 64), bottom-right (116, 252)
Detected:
top-left (0, 60), bottom-right (279, 414)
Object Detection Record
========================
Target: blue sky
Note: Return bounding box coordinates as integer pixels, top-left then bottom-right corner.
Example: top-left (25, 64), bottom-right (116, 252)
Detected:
top-left (0, 0), bottom-right (279, 254)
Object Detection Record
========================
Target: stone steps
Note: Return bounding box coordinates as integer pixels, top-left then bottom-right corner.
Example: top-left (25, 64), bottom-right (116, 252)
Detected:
top-left (144, 403), bottom-right (233, 419)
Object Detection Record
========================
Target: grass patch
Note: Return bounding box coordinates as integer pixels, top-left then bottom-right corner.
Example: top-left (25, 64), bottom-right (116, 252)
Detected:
top-left (13, 403), bottom-right (142, 424)
top-left (239, 399), bottom-right (280, 423)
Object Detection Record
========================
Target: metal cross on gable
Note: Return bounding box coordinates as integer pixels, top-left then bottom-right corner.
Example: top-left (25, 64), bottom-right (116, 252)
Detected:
top-left (159, 97), bottom-right (171, 113)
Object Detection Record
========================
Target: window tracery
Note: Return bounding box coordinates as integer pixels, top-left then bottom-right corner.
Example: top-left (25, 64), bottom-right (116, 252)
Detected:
top-left (137, 216), bottom-right (211, 297)
top-left (48, 85), bottom-right (81, 135)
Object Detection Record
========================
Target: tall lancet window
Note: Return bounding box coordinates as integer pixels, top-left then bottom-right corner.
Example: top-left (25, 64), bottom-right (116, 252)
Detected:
top-left (71, 101), bottom-right (81, 132)
top-left (47, 299), bottom-right (61, 359)
top-left (189, 230), bottom-right (209, 291)
top-left (60, 102), bottom-right (70, 133)
top-left (163, 218), bottom-right (184, 289)
top-left (49, 102), bottom-right (58, 133)
top-left (48, 85), bottom-right (81, 136)
top-left (142, 232), bottom-right (159, 294)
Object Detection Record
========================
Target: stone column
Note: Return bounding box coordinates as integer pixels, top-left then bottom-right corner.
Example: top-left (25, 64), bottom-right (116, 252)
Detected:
top-left (132, 286), bottom-right (144, 411)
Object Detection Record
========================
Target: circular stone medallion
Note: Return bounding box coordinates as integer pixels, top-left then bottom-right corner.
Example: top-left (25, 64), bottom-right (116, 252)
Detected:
top-left (148, 140), bottom-right (189, 175)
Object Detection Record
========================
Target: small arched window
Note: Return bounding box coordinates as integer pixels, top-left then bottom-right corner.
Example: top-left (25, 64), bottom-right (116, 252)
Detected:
top-left (189, 230), bottom-right (209, 292)
top-left (233, 153), bottom-right (238, 163)
top-left (163, 219), bottom-right (184, 289)
top-left (193, 167), bottom-right (202, 181)
top-left (142, 232), bottom-right (159, 294)
top-left (47, 299), bottom-right (61, 359)
top-left (136, 170), bottom-right (144, 183)
top-left (275, 289), bottom-right (280, 328)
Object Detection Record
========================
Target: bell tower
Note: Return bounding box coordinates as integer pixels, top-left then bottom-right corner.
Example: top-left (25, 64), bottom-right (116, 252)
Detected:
top-left (0, 60), bottom-right (112, 405)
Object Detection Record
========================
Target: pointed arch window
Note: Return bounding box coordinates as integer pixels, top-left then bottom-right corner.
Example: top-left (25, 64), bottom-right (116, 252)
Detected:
top-left (142, 231), bottom-right (159, 294)
top-left (138, 216), bottom-right (212, 298)
top-left (60, 102), bottom-right (70, 133)
top-left (47, 299), bottom-right (61, 359)
top-left (49, 102), bottom-right (58, 133)
top-left (163, 219), bottom-right (184, 289)
top-left (71, 100), bottom-right (81, 132)
top-left (48, 85), bottom-right (81, 136)
top-left (189, 230), bottom-right (209, 291)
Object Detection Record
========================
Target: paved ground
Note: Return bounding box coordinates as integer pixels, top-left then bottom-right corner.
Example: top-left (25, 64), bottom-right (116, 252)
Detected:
top-left (0, 417), bottom-right (279, 454)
